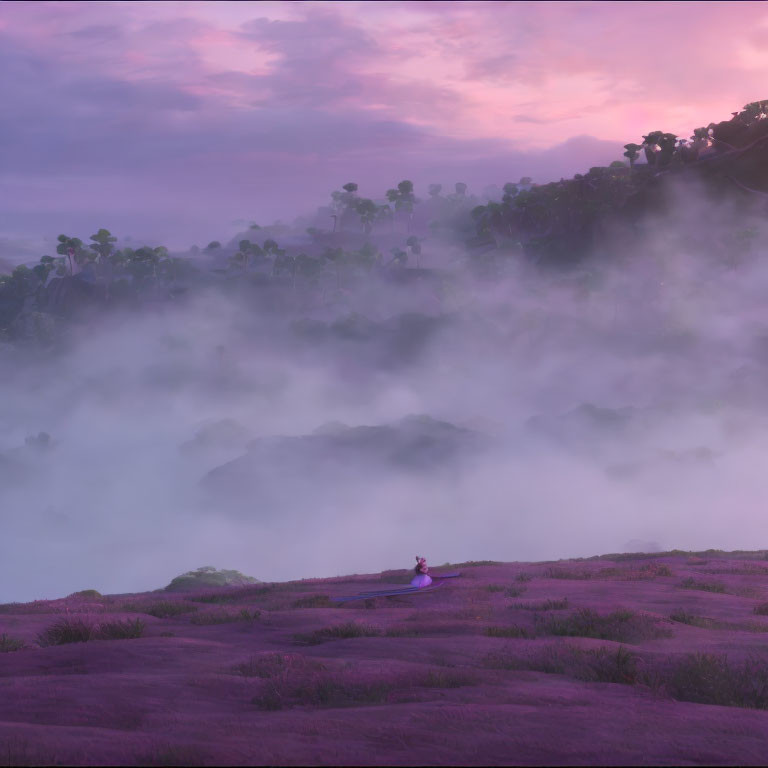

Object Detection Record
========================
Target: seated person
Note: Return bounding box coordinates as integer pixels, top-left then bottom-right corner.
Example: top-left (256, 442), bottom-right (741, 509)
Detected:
top-left (411, 555), bottom-right (433, 587)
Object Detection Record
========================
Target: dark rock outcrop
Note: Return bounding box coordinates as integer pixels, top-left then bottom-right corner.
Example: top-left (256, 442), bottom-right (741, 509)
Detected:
top-left (164, 566), bottom-right (261, 592)
top-left (200, 414), bottom-right (486, 498)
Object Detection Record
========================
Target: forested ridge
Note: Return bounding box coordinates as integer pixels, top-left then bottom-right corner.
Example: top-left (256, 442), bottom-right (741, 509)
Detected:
top-left (2, 101), bottom-right (767, 344)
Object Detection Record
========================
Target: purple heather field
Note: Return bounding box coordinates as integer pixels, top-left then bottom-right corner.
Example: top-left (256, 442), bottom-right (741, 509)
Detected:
top-left (4, 556), bottom-right (768, 765)
top-left (2, 2), bottom-right (768, 766)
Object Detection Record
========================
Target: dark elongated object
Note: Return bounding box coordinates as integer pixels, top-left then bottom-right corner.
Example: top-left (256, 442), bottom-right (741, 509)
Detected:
top-left (331, 582), bottom-right (446, 603)
top-left (331, 572), bottom-right (461, 603)
top-left (353, 587), bottom-right (430, 597)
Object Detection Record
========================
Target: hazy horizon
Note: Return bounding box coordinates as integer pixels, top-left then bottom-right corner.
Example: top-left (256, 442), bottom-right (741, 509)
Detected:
top-left (2, 1), bottom-right (767, 251)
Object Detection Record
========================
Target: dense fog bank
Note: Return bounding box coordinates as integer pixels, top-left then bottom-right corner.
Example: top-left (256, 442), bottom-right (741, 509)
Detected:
top-left (2, 176), bottom-right (768, 603)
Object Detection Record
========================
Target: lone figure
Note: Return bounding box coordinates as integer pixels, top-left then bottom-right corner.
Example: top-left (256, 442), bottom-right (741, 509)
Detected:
top-left (411, 555), bottom-right (433, 588)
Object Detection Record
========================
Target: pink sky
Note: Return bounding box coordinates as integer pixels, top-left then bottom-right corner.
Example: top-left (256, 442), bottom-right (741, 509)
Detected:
top-left (1, 0), bottom-right (766, 249)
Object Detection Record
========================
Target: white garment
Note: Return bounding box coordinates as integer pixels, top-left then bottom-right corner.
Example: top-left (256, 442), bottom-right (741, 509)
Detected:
top-left (410, 573), bottom-right (432, 588)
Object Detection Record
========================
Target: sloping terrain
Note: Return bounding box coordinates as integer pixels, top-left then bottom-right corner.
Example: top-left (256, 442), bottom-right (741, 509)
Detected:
top-left (2, 552), bottom-right (768, 765)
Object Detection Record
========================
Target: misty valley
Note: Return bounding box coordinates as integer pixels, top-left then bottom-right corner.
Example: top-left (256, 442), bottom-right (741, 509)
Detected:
top-left (1, 103), bottom-right (768, 604)
top-left (4, 0), bottom-right (768, 760)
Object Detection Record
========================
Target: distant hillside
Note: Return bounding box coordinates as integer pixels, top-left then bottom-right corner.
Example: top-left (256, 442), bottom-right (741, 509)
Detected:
top-left (466, 100), bottom-right (768, 267)
top-left (1, 101), bottom-right (766, 343)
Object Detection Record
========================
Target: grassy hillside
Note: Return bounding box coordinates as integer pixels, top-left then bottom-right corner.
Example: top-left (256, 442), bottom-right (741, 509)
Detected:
top-left (2, 551), bottom-right (768, 765)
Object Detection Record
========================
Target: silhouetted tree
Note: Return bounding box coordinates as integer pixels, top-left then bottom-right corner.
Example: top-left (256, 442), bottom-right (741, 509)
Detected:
top-left (263, 239), bottom-right (287, 275)
top-left (331, 182), bottom-right (360, 231)
top-left (386, 180), bottom-right (417, 232)
top-left (354, 198), bottom-right (378, 234)
top-left (623, 143), bottom-right (642, 168)
top-left (88, 229), bottom-right (117, 263)
top-left (86, 228), bottom-right (118, 297)
top-left (56, 235), bottom-right (87, 275)
top-left (741, 100), bottom-right (768, 122)
top-left (502, 182), bottom-right (519, 202)
top-left (33, 255), bottom-right (63, 284)
top-left (641, 131), bottom-right (664, 166)
top-left (230, 239), bottom-right (265, 272)
top-left (376, 203), bottom-right (394, 232)
top-left (689, 127), bottom-right (710, 159)
top-left (295, 252), bottom-right (323, 283)
top-left (406, 236), bottom-right (422, 267)
top-left (452, 182), bottom-right (468, 200)
top-left (128, 246), bottom-right (161, 286)
top-left (657, 133), bottom-right (678, 167)
top-left (388, 247), bottom-right (408, 267)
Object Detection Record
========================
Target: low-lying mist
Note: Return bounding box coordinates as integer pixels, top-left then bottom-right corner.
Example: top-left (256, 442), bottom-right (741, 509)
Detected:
top-left (2, 177), bottom-right (767, 603)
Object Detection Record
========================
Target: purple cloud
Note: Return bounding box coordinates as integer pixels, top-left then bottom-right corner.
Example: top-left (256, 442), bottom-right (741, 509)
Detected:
top-left (2, 0), bottom-right (758, 249)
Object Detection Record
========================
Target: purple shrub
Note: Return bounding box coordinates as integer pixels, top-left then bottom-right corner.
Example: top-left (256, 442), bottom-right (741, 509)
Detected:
top-left (134, 743), bottom-right (209, 767)
top-left (231, 653), bottom-right (326, 679)
top-left (678, 577), bottom-right (727, 593)
top-left (513, 598), bottom-right (569, 611)
top-left (127, 601), bottom-right (198, 618)
top-left (293, 622), bottom-right (381, 645)
top-left (251, 663), bottom-right (475, 711)
top-left (252, 670), bottom-right (392, 710)
top-left (415, 668), bottom-right (477, 688)
top-left (544, 567), bottom-right (593, 580)
top-left (291, 594), bottom-right (332, 608)
top-left (484, 625), bottom-right (531, 638)
top-left (663, 653), bottom-right (740, 706)
top-left (189, 609), bottom-right (260, 625)
top-left (632, 653), bottom-right (768, 709)
top-left (38, 617), bottom-right (95, 646)
top-left (577, 645), bottom-right (639, 683)
top-left (97, 619), bottom-right (145, 640)
top-left (483, 643), bottom-right (639, 684)
top-left (38, 616), bottom-right (146, 645)
top-left (0, 633), bottom-right (25, 652)
top-left (385, 626), bottom-right (422, 637)
top-left (539, 608), bottom-right (670, 643)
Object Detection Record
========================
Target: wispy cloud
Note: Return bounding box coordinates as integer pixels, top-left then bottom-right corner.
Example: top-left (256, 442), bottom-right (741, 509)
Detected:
top-left (0, 1), bottom-right (764, 245)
